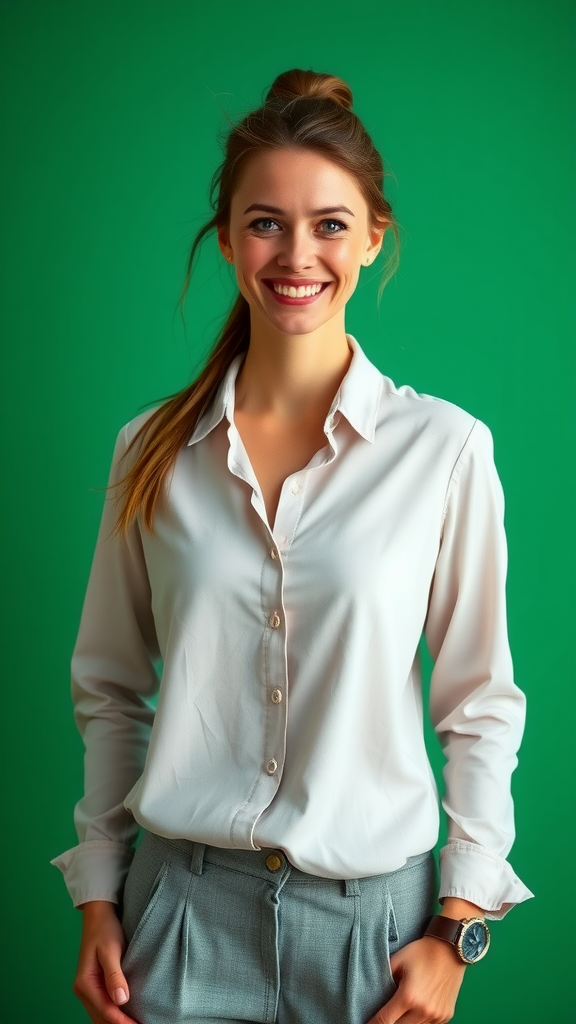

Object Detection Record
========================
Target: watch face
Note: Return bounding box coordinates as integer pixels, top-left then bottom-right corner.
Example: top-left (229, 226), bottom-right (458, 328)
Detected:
top-left (460, 920), bottom-right (490, 963)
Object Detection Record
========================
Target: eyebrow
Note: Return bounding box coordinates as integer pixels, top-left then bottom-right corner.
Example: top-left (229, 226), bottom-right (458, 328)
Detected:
top-left (243, 204), bottom-right (355, 217)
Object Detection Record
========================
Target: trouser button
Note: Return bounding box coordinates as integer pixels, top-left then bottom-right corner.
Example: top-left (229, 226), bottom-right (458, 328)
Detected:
top-left (265, 853), bottom-right (283, 872)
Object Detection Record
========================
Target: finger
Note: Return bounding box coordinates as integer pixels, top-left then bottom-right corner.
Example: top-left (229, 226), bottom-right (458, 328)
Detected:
top-left (365, 990), bottom-right (410, 1024)
top-left (75, 988), bottom-right (140, 1024)
top-left (368, 1010), bottom-right (426, 1024)
top-left (74, 963), bottom-right (137, 1024)
top-left (101, 956), bottom-right (130, 1007)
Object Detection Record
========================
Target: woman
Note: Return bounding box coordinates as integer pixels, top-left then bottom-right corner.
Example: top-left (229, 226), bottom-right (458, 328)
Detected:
top-left (52, 69), bottom-right (533, 1024)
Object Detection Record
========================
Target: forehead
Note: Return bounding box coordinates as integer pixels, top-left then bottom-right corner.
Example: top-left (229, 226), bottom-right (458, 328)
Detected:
top-left (231, 147), bottom-right (367, 214)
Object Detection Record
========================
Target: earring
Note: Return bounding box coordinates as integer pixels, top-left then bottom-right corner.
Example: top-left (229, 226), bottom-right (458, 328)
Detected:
top-left (227, 255), bottom-right (233, 264)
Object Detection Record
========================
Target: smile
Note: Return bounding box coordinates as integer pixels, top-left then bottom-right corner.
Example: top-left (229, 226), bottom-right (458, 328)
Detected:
top-left (263, 280), bottom-right (331, 305)
top-left (273, 282), bottom-right (323, 297)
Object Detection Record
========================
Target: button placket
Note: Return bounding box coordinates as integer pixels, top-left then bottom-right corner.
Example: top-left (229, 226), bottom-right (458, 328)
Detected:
top-left (259, 521), bottom-right (289, 802)
top-left (274, 473), bottom-right (306, 554)
top-left (261, 474), bottom-right (306, 787)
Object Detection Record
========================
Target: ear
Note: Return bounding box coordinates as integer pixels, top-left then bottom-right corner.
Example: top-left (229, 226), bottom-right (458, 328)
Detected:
top-left (363, 221), bottom-right (387, 265)
top-left (217, 224), bottom-right (233, 263)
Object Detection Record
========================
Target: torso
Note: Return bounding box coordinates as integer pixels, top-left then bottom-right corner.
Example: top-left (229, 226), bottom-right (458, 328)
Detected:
top-left (233, 410), bottom-right (328, 527)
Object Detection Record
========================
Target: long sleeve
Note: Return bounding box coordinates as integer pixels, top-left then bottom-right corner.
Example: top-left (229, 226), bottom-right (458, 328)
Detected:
top-left (51, 341), bottom-right (534, 906)
top-left (424, 419), bottom-right (533, 918)
top-left (51, 424), bottom-right (161, 907)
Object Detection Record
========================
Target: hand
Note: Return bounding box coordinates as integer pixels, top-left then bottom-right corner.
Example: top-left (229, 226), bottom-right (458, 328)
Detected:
top-left (73, 901), bottom-right (139, 1024)
top-left (366, 935), bottom-right (466, 1024)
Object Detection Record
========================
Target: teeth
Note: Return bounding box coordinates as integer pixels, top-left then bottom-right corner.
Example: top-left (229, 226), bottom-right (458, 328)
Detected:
top-left (272, 282), bottom-right (324, 297)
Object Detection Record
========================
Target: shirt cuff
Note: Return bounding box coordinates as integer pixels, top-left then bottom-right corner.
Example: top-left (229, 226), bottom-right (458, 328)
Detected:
top-left (50, 840), bottom-right (135, 908)
top-left (438, 838), bottom-right (534, 920)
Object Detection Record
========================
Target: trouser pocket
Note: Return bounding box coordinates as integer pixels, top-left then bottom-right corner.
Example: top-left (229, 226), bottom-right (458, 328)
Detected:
top-left (121, 849), bottom-right (170, 964)
top-left (120, 833), bottom-right (189, 1021)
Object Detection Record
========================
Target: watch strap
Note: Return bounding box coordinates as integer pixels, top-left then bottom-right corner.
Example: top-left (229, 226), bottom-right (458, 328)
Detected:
top-left (424, 915), bottom-right (463, 945)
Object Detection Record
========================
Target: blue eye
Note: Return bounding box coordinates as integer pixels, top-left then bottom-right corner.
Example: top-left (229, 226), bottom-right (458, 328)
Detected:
top-left (250, 218), bottom-right (280, 232)
top-left (320, 219), bottom-right (347, 234)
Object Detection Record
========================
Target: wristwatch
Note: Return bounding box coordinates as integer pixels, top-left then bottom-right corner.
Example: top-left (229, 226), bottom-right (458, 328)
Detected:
top-left (424, 915), bottom-right (490, 964)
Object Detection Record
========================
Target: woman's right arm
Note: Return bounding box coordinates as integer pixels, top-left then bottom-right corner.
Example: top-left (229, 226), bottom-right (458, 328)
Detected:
top-left (51, 422), bottom-right (161, 1020)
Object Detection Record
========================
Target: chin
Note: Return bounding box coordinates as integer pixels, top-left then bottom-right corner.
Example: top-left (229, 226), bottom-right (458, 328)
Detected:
top-left (269, 314), bottom-right (329, 336)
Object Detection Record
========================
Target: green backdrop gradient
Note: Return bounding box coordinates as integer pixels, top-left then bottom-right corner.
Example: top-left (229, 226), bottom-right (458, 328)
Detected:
top-left (1, 1), bottom-right (574, 1020)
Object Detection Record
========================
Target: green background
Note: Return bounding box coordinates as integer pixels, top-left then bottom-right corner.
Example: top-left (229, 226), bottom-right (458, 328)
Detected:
top-left (1, 0), bottom-right (574, 1020)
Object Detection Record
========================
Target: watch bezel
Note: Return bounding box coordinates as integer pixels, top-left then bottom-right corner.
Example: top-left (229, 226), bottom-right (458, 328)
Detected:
top-left (456, 917), bottom-right (491, 964)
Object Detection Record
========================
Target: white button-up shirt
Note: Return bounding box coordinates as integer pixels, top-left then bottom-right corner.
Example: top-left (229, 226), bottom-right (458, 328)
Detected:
top-left (52, 336), bottom-right (533, 917)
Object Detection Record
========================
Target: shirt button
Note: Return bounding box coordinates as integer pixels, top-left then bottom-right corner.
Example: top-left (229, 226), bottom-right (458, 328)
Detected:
top-left (270, 547), bottom-right (278, 560)
top-left (265, 853), bottom-right (283, 872)
top-left (266, 758), bottom-right (278, 775)
top-left (269, 612), bottom-right (281, 629)
top-left (271, 688), bottom-right (283, 704)
top-left (290, 481), bottom-right (300, 495)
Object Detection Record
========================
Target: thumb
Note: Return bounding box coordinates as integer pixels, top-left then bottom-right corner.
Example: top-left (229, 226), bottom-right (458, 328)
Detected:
top-left (100, 950), bottom-right (130, 1006)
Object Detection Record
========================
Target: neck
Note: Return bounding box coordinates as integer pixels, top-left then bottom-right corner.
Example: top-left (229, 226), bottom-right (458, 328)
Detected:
top-left (234, 311), bottom-right (353, 420)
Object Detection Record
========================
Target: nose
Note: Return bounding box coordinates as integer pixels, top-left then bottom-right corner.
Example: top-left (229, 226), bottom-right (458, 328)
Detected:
top-left (276, 226), bottom-right (317, 272)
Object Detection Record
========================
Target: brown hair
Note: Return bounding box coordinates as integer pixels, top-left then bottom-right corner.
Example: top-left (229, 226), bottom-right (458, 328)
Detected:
top-left (115, 69), bottom-right (400, 533)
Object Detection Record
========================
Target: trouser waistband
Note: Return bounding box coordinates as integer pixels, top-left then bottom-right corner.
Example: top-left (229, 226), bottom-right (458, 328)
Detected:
top-left (146, 830), bottom-right (433, 897)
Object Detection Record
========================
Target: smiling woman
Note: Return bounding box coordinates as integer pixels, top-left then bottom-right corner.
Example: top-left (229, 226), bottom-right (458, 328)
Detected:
top-left (219, 149), bottom-right (382, 332)
top-left (111, 68), bottom-right (399, 534)
top-left (51, 68), bottom-right (532, 1024)
top-left (216, 144), bottom-right (387, 523)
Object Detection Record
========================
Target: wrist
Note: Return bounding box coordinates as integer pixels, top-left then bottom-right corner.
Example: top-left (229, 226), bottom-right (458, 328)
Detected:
top-left (78, 899), bottom-right (118, 916)
top-left (425, 912), bottom-right (491, 965)
top-left (440, 897), bottom-right (485, 920)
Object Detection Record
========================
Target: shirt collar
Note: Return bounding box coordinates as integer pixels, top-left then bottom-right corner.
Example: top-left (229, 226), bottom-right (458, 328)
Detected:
top-left (186, 354), bottom-right (245, 446)
top-left (187, 333), bottom-right (382, 447)
top-left (328, 334), bottom-right (382, 443)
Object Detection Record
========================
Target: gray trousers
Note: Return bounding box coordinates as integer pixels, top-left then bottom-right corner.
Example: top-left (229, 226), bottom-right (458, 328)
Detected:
top-left (120, 830), bottom-right (437, 1024)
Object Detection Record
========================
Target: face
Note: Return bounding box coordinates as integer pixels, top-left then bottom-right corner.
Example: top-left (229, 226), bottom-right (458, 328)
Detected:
top-left (218, 148), bottom-right (385, 338)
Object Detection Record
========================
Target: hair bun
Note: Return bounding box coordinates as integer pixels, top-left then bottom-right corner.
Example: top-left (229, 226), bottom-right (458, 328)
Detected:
top-left (265, 69), bottom-right (353, 111)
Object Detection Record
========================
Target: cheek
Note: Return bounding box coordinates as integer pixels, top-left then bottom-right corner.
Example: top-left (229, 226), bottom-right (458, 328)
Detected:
top-left (330, 247), bottom-right (362, 288)
top-left (236, 237), bottom-right (274, 274)
top-left (329, 237), bottom-right (364, 268)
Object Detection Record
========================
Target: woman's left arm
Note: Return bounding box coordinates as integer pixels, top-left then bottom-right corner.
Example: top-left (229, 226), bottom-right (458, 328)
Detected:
top-left (369, 419), bottom-right (533, 1024)
top-left (422, 419), bottom-right (533, 918)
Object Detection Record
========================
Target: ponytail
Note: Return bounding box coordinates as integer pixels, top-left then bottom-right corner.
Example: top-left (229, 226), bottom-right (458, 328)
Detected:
top-left (114, 293), bottom-right (249, 534)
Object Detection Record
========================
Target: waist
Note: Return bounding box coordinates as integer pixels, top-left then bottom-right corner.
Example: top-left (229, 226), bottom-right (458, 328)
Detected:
top-left (143, 829), bottom-right (435, 891)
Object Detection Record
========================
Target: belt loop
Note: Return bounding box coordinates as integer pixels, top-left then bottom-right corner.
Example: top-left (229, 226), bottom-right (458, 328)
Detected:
top-left (345, 877), bottom-right (360, 897)
top-left (190, 842), bottom-right (206, 875)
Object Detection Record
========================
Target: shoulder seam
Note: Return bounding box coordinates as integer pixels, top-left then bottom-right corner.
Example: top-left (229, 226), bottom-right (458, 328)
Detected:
top-left (440, 418), bottom-right (479, 530)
